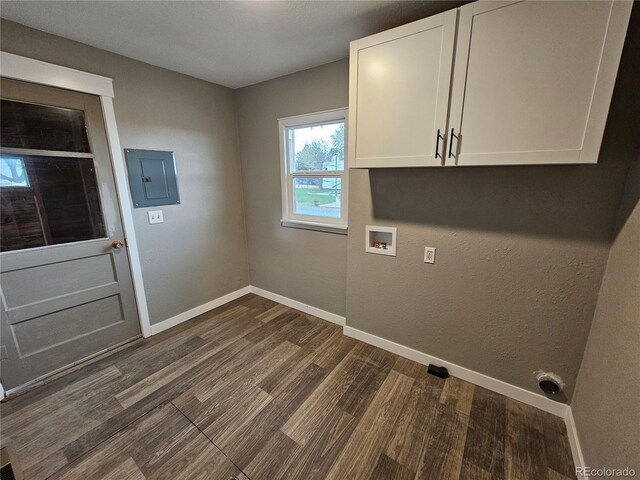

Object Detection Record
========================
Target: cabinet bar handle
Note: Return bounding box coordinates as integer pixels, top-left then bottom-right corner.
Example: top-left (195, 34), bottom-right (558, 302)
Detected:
top-left (435, 129), bottom-right (444, 160)
top-left (448, 128), bottom-right (455, 159)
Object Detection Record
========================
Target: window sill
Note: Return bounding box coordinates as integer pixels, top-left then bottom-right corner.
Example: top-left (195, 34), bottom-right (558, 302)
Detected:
top-left (280, 219), bottom-right (348, 235)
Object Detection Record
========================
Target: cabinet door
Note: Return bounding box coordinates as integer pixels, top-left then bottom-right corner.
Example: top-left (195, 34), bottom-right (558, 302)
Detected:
top-left (349, 10), bottom-right (457, 168)
top-left (447, 0), bottom-right (631, 167)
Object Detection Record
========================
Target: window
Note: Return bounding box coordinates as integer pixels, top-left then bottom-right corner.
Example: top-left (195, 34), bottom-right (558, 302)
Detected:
top-left (0, 99), bottom-right (106, 252)
top-left (279, 108), bottom-right (348, 233)
top-left (0, 157), bottom-right (29, 187)
top-left (1, 99), bottom-right (91, 152)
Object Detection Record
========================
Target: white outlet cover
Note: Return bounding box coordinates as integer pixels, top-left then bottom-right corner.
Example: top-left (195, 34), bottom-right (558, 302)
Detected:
top-left (424, 247), bottom-right (435, 264)
top-left (148, 210), bottom-right (164, 224)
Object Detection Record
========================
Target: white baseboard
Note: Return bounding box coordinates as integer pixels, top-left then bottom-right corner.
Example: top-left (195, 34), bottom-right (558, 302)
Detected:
top-left (249, 286), bottom-right (346, 326)
top-left (149, 287), bottom-right (566, 419)
top-left (149, 288), bottom-right (566, 418)
top-left (343, 325), bottom-right (569, 418)
top-left (565, 407), bottom-right (587, 478)
top-left (148, 285), bottom-right (345, 336)
top-left (150, 286), bottom-right (252, 335)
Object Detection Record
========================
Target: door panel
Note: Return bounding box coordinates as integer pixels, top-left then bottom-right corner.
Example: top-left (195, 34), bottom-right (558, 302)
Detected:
top-left (1, 254), bottom-right (116, 307)
top-left (0, 78), bottom-right (141, 390)
top-left (140, 158), bottom-right (169, 199)
top-left (349, 10), bottom-right (457, 168)
top-left (11, 295), bottom-right (124, 357)
top-left (447, 0), bottom-right (624, 166)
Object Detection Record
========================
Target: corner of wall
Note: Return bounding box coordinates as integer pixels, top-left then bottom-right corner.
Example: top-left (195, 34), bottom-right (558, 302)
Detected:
top-left (231, 87), bottom-right (253, 286)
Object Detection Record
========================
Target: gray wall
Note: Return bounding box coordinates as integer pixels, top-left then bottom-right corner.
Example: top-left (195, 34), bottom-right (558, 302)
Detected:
top-left (236, 60), bottom-right (349, 316)
top-left (571, 160), bottom-right (639, 473)
top-left (235, 27), bottom-right (636, 400)
top-left (345, 10), bottom-right (639, 400)
top-left (237, 44), bottom-right (636, 401)
top-left (1, 19), bottom-right (250, 325)
top-left (571, 7), bottom-right (640, 471)
top-left (3, 10), bottom-right (637, 411)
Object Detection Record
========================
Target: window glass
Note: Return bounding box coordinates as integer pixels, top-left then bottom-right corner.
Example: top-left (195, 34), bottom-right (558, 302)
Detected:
top-left (0, 99), bottom-right (91, 153)
top-left (0, 154), bottom-right (106, 252)
top-left (0, 157), bottom-right (29, 187)
top-left (291, 122), bottom-right (345, 172)
top-left (293, 177), bottom-right (341, 219)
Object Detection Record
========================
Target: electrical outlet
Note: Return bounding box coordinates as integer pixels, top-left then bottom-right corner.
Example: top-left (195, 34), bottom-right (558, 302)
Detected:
top-left (148, 210), bottom-right (164, 224)
top-left (424, 247), bottom-right (436, 264)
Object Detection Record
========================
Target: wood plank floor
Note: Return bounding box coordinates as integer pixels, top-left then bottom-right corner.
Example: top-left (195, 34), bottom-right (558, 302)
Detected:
top-left (0, 294), bottom-right (576, 480)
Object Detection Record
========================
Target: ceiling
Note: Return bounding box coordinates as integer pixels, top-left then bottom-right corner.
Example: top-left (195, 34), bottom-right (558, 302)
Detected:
top-left (0, 1), bottom-right (463, 89)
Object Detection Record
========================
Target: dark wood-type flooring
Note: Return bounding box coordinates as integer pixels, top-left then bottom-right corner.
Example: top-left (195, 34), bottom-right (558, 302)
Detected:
top-left (0, 294), bottom-right (576, 479)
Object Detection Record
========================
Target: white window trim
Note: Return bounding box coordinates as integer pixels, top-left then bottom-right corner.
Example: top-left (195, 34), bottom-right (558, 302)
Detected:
top-left (278, 108), bottom-right (348, 234)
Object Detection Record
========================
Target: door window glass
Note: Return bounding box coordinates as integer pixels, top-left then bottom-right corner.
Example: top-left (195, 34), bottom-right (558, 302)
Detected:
top-left (1, 99), bottom-right (106, 252)
top-left (1, 99), bottom-right (91, 152)
top-left (0, 155), bottom-right (106, 252)
top-left (0, 157), bottom-right (29, 187)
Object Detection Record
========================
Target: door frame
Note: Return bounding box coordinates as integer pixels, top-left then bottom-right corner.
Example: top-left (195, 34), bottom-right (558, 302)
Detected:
top-left (0, 52), bottom-right (152, 347)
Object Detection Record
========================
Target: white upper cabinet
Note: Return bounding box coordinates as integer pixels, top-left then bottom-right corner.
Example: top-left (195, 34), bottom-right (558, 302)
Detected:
top-left (349, 10), bottom-right (457, 168)
top-left (447, 0), bottom-right (631, 166)
top-left (349, 1), bottom-right (632, 168)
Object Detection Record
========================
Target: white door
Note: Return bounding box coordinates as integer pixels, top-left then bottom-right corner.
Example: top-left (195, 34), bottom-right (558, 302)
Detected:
top-left (349, 10), bottom-right (457, 168)
top-left (447, 0), bottom-right (631, 166)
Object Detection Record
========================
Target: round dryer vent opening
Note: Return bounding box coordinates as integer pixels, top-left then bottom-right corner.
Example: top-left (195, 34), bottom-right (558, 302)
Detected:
top-left (535, 371), bottom-right (564, 396)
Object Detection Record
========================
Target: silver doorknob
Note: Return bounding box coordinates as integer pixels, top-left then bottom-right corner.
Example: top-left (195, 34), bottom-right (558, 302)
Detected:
top-left (112, 240), bottom-right (124, 249)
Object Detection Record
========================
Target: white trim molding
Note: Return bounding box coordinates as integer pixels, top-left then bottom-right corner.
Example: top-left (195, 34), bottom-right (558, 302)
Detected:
top-left (0, 51), bottom-right (152, 338)
top-left (149, 285), bottom-right (345, 336)
top-left (280, 219), bottom-right (348, 235)
top-left (249, 286), bottom-right (346, 326)
top-left (0, 51), bottom-right (114, 97)
top-left (149, 284), bottom-right (570, 419)
top-left (565, 408), bottom-right (587, 478)
top-left (278, 108), bottom-right (349, 233)
top-left (343, 325), bottom-right (569, 418)
top-left (150, 286), bottom-right (252, 335)
top-left (100, 97), bottom-right (151, 337)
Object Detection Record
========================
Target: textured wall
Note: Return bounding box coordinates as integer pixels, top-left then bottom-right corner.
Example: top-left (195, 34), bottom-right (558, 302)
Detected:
top-left (571, 160), bottom-right (639, 472)
top-left (1, 19), bottom-right (250, 325)
top-left (571, 6), bottom-right (640, 471)
top-left (345, 9), bottom-right (638, 399)
top-left (3, 6), bottom-right (636, 410)
top-left (236, 61), bottom-right (349, 316)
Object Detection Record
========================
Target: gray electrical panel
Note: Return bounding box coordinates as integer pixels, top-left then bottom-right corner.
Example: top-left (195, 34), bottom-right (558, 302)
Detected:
top-left (124, 149), bottom-right (180, 208)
